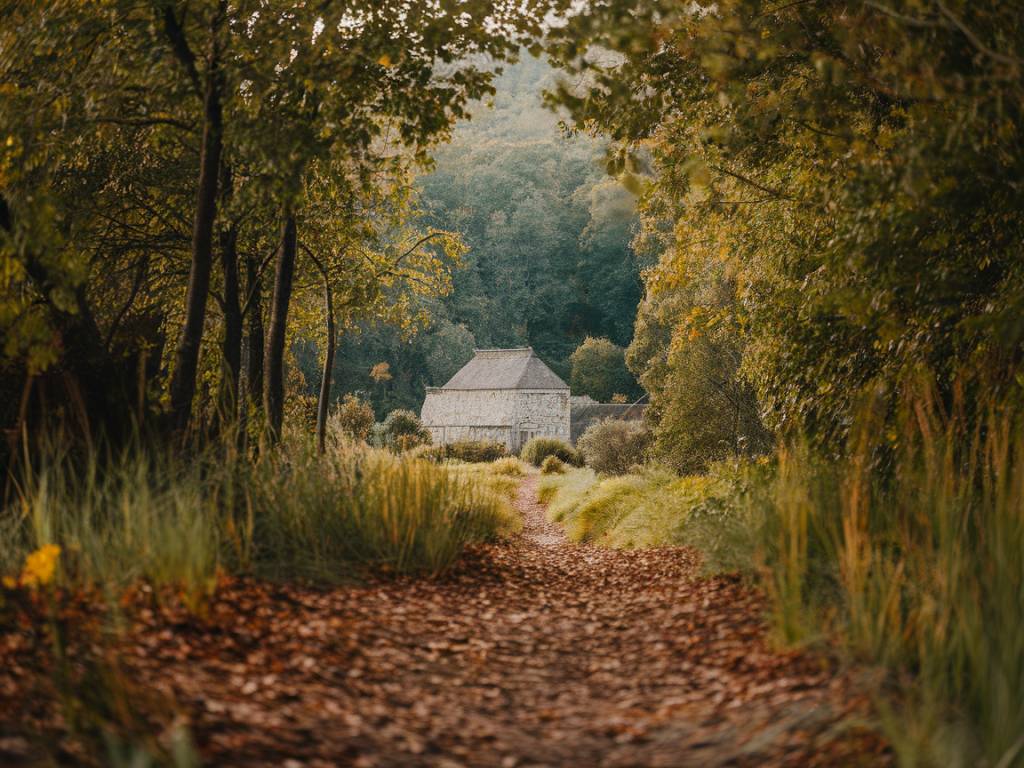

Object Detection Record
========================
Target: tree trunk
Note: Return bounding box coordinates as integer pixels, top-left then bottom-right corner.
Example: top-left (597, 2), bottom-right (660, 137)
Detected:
top-left (245, 252), bottom-right (264, 411)
top-left (167, 32), bottom-right (224, 436)
top-left (263, 213), bottom-right (297, 442)
top-left (218, 167), bottom-right (241, 424)
top-left (2, 197), bottom-right (131, 445)
top-left (315, 271), bottom-right (335, 454)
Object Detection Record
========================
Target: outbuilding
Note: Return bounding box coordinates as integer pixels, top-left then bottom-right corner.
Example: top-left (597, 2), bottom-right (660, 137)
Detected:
top-left (420, 347), bottom-right (570, 452)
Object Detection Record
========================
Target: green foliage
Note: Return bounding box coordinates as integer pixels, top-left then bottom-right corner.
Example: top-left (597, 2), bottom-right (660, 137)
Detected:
top-left (0, 0), bottom-right (560, 445)
top-left (520, 437), bottom-right (580, 467)
top-left (540, 455), bottom-right (566, 475)
top-left (548, 0), bottom-right (1024, 450)
top-left (1, 437), bottom-right (517, 595)
top-left (2, 451), bottom-right (221, 601)
top-left (628, 277), bottom-right (773, 472)
top-left (576, 418), bottom-right (651, 475)
top-left (331, 394), bottom-right (375, 442)
top-left (415, 57), bottom-right (642, 379)
top-left (381, 409), bottom-right (431, 452)
top-left (322, 57), bottom-right (645, 418)
top-left (417, 440), bottom-right (508, 464)
top-left (569, 337), bottom-right (639, 402)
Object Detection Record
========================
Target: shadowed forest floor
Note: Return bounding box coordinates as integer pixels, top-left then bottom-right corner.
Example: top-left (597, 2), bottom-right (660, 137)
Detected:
top-left (1, 474), bottom-right (888, 767)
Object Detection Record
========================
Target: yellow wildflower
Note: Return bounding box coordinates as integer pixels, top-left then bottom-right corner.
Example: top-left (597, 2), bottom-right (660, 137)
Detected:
top-left (20, 544), bottom-right (61, 588)
top-left (377, 54), bottom-right (392, 67)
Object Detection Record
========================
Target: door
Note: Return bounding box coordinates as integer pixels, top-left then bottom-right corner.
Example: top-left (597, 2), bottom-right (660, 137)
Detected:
top-left (517, 423), bottom-right (539, 451)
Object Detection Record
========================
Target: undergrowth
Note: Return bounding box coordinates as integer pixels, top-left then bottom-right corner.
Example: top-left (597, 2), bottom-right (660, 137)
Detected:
top-left (539, 465), bottom-right (738, 548)
top-left (731, 388), bottom-right (1024, 767)
top-left (540, 381), bottom-right (1024, 767)
top-left (1, 437), bottom-right (519, 602)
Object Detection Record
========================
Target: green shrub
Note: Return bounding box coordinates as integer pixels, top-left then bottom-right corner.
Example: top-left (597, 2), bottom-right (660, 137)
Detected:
top-left (416, 440), bottom-right (507, 463)
top-left (520, 437), bottom-right (580, 467)
top-left (540, 455), bottom-right (565, 474)
top-left (449, 440), bottom-right (507, 462)
top-left (569, 336), bottom-right (640, 402)
top-left (331, 393), bottom-right (375, 441)
top-left (576, 418), bottom-right (651, 475)
top-left (381, 409), bottom-right (431, 452)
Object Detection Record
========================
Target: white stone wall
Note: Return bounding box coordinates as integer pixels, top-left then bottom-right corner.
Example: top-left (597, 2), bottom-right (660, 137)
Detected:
top-left (421, 388), bottom-right (570, 451)
top-left (514, 391), bottom-right (571, 446)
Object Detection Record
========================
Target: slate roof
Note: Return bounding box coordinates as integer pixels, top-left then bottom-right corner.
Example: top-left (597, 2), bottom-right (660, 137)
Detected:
top-left (441, 347), bottom-right (568, 391)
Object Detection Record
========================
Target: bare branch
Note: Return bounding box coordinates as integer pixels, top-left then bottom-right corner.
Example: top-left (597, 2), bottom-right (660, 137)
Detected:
top-left (160, 5), bottom-right (203, 98)
top-left (935, 1), bottom-right (1023, 68)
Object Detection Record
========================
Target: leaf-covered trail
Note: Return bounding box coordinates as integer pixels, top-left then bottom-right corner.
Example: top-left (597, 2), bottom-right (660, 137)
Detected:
top-left (1, 474), bottom-right (886, 766)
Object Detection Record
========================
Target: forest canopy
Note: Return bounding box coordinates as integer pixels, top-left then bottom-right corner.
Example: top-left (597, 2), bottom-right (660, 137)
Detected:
top-left (546, 0), bottom-right (1024, 460)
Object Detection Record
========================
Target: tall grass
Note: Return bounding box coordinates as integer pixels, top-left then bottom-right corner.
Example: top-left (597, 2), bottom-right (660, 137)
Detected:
top-left (1, 437), bottom-right (519, 599)
top-left (539, 466), bottom-right (727, 548)
top-left (739, 384), bottom-right (1024, 766)
top-left (240, 444), bottom-right (519, 581)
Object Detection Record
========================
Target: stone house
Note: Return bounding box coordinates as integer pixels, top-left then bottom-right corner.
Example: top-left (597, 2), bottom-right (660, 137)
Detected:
top-left (420, 347), bottom-right (570, 451)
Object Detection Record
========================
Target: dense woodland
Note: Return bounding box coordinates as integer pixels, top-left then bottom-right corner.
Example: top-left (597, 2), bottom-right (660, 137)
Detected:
top-left (1, 1), bottom-right (1023, 766)
top-left (300, 55), bottom-right (643, 415)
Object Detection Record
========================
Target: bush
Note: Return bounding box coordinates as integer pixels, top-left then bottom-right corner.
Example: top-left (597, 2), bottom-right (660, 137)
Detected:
top-left (489, 457), bottom-right (524, 476)
top-left (576, 419), bottom-right (650, 475)
top-left (520, 437), bottom-right (580, 467)
top-left (418, 440), bottom-right (507, 464)
top-left (450, 440), bottom-right (507, 462)
top-left (331, 394), bottom-right (375, 441)
top-left (381, 409), bottom-right (431, 452)
top-left (540, 455), bottom-right (565, 475)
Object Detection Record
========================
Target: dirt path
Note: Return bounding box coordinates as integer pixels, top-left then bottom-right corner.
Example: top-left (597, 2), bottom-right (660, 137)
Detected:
top-left (2, 474), bottom-right (886, 767)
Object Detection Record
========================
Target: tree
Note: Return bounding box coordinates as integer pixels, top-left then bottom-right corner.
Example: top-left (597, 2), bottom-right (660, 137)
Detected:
top-left (417, 56), bottom-right (642, 377)
top-left (1, 0), bottom-right (567, 453)
top-left (569, 337), bottom-right (639, 402)
top-left (382, 409), bottom-right (431, 452)
top-left (627, 275), bottom-right (772, 473)
top-left (333, 394), bottom-right (375, 442)
top-left (164, 0), bottom-right (228, 436)
top-left (546, 0), bottom-right (1024, 449)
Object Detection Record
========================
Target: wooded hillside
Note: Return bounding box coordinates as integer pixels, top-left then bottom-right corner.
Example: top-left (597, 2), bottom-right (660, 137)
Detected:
top-left (312, 55), bottom-right (642, 415)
